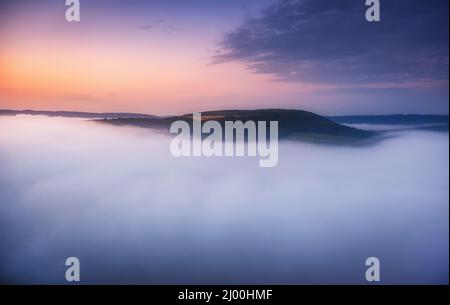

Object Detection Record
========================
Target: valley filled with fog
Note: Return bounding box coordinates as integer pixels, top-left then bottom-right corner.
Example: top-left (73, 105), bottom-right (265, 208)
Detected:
top-left (0, 115), bottom-right (448, 284)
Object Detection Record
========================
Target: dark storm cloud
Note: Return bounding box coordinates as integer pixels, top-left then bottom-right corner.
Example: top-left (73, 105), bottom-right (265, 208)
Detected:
top-left (215, 0), bottom-right (449, 85)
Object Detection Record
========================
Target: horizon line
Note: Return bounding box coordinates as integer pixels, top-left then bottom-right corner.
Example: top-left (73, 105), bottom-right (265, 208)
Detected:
top-left (0, 108), bottom-right (449, 118)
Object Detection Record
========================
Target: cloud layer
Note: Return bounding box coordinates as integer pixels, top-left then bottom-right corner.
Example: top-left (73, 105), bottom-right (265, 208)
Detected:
top-left (0, 116), bottom-right (448, 284)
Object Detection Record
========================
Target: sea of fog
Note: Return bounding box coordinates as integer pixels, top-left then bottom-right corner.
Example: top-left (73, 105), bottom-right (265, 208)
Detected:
top-left (0, 115), bottom-right (448, 284)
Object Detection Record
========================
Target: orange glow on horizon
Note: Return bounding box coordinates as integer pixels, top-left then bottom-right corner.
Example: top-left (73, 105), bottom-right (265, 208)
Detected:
top-left (0, 35), bottom-right (325, 114)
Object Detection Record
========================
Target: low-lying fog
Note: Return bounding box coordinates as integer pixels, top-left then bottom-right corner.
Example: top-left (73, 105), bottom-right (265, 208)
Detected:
top-left (0, 116), bottom-right (448, 284)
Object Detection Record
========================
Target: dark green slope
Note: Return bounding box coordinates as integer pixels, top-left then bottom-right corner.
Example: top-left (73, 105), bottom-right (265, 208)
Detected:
top-left (100, 109), bottom-right (376, 143)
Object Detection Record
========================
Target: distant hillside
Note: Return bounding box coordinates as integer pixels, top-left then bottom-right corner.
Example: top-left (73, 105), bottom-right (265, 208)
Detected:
top-left (3, 108), bottom-right (447, 142)
top-left (328, 114), bottom-right (449, 125)
top-left (0, 109), bottom-right (156, 119)
top-left (100, 109), bottom-right (376, 144)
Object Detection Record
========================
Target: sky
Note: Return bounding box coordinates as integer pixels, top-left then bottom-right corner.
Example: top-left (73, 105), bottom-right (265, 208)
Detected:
top-left (0, 0), bottom-right (448, 115)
